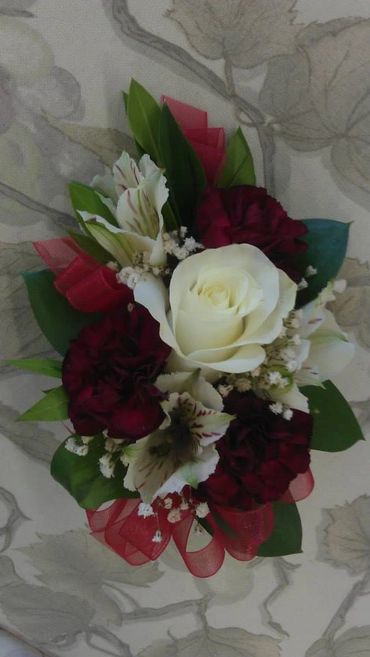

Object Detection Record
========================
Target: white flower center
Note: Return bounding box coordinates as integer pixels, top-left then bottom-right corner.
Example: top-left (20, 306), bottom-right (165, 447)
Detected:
top-left (190, 266), bottom-right (263, 318)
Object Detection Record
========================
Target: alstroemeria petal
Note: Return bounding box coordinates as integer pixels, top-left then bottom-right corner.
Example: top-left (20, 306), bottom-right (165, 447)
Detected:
top-left (92, 170), bottom-right (118, 202)
top-left (270, 384), bottom-right (310, 413)
top-left (156, 370), bottom-right (223, 411)
top-left (80, 212), bottom-right (153, 267)
top-left (123, 389), bottom-right (233, 502)
top-left (113, 151), bottom-right (143, 196)
top-left (155, 445), bottom-right (219, 497)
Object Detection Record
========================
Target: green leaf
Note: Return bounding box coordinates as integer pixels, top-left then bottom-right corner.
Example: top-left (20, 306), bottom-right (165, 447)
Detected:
top-left (84, 221), bottom-right (135, 266)
top-left (68, 231), bottom-right (111, 264)
top-left (69, 181), bottom-right (117, 225)
top-left (257, 502), bottom-right (302, 557)
top-left (51, 436), bottom-right (139, 509)
top-left (218, 127), bottom-right (256, 187)
top-left (19, 386), bottom-right (68, 421)
top-left (302, 380), bottom-right (364, 451)
top-left (159, 104), bottom-right (206, 228)
top-left (211, 508), bottom-right (238, 540)
top-left (162, 200), bottom-right (179, 231)
top-left (122, 90), bottom-right (145, 159)
top-left (297, 219), bottom-right (350, 306)
top-left (122, 90), bottom-right (129, 113)
top-left (6, 358), bottom-right (62, 378)
top-left (197, 516), bottom-right (214, 537)
top-left (127, 79), bottom-right (161, 162)
top-left (23, 270), bottom-right (100, 355)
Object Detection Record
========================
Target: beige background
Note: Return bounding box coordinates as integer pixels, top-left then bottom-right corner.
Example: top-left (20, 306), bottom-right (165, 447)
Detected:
top-left (1, 2), bottom-right (370, 656)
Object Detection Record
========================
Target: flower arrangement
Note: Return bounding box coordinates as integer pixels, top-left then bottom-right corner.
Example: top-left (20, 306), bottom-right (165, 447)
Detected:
top-left (11, 80), bottom-right (363, 577)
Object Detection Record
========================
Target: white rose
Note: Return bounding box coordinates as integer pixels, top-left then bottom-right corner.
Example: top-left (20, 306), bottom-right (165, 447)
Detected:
top-left (135, 244), bottom-right (297, 373)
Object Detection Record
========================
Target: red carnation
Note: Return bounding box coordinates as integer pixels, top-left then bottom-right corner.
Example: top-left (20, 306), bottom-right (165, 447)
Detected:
top-left (197, 390), bottom-right (312, 510)
top-left (196, 186), bottom-right (308, 281)
top-left (62, 302), bottom-right (171, 440)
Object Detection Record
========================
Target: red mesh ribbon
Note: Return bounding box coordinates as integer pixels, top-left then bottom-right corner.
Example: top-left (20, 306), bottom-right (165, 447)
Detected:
top-left (33, 237), bottom-right (129, 313)
top-left (87, 499), bottom-right (274, 578)
top-left (86, 468), bottom-right (314, 577)
top-left (162, 96), bottom-right (225, 183)
top-left (280, 468), bottom-right (315, 503)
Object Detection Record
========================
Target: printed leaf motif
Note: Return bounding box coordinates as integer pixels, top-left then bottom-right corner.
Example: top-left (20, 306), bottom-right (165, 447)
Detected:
top-left (351, 400), bottom-right (370, 436)
top-left (260, 51), bottom-right (333, 152)
top-left (218, 128), bottom-right (256, 187)
top-left (297, 219), bottom-right (350, 307)
top-left (0, 401), bottom-right (58, 464)
top-left (51, 436), bottom-right (138, 508)
top-left (260, 19), bottom-right (370, 194)
top-left (0, 242), bottom-right (50, 360)
top-left (138, 626), bottom-right (280, 657)
top-left (19, 386), bottom-right (68, 422)
top-left (46, 117), bottom-right (134, 166)
top-left (18, 529), bottom-right (161, 626)
top-left (331, 258), bottom-right (370, 351)
top-left (23, 269), bottom-right (100, 355)
top-left (0, 0), bottom-right (36, 17)
top-left (168, 0), bottom-right (299, 69)
top-left (194, 555), bottom-right (255, 603)
top-left (302, 381), bottom-right (364, 452)
top-left (0, 487), bottom-right (28, 552)
top-left (0, 556), bottom-right (23, 587)
top-left (306, 627), bottom-right (370, 657)
top-left (318, 496), bottom-right (370, 574)
top-left (257, 502), bottom-right (302, 557)
top-left (0, 583), bottom-right (94, 644)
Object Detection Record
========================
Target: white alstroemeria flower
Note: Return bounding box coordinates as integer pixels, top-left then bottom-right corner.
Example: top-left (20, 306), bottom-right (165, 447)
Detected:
top-left (123, 371), bottom-right (234, 503)
top-left (269, 284), bottom-right (354, 412)
top-left (134, 244), bottom-right (297, 374)
top-left (296, 306), bottom-right (355, 386)
top-left (81, 152), bottom-right (168, 267)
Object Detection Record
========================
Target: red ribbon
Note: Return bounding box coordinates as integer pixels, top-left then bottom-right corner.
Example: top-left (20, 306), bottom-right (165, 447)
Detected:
top-left (33, 237), bottom-right (130, 313)
top-left (86, 469), bottom-right (314, 577)
top-left (280, 467), bottom-right (314, 503)
top-left (87, 499), bottom-right (274, 578)
top-left (162, 96), bottom-right (226, 184)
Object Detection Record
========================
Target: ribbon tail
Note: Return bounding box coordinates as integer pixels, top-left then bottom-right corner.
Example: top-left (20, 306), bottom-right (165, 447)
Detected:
top-left (280, 468), bottom-right (315, 503)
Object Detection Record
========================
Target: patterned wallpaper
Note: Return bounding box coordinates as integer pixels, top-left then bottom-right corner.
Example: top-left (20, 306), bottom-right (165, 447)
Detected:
top-left (0, 2), bottom-right (370, 656)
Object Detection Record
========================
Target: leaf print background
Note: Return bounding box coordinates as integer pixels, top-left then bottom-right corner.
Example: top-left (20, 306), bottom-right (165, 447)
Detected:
top-left (0, 1), bottom-right (370, 656)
